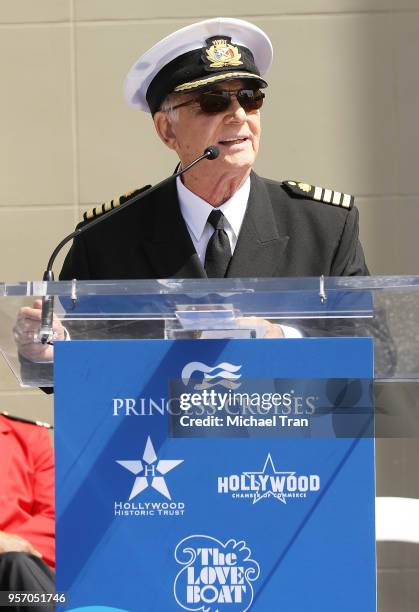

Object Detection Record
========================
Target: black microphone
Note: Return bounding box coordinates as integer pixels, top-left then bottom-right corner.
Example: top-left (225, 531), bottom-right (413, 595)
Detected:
top-left (37, 146), bottom-right (220, 344)
top-left (204, 145), bottom-right (219, 160)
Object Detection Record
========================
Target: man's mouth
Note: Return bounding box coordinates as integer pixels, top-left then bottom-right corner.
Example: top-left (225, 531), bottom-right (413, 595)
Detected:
top-left (218, 137), bottom-right (249, 146)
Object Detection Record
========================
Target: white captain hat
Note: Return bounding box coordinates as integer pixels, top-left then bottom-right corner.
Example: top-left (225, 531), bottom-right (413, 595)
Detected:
top-left (124, 17), bottom-right (273, 115)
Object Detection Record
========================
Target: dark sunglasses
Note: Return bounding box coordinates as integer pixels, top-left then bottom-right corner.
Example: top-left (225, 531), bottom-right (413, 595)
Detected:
top-left (167, 88), bottom-right (265, 114)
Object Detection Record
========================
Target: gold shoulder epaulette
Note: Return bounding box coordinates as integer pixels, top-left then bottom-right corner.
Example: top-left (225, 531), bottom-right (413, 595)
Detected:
top-left (1, 411), bottom-right (53, 429)
top-left (282, 180), bottom-right (354, 210)
top-left (83, 185), bottom-right (151, 222)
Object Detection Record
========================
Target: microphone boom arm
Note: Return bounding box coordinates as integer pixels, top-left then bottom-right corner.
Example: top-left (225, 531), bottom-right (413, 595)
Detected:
top-left (38, 146), bottom-right (219, 344)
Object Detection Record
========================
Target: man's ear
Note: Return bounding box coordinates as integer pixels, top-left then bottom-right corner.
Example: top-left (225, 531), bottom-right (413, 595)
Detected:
top-left (153, 112), bottom-right (177, 150)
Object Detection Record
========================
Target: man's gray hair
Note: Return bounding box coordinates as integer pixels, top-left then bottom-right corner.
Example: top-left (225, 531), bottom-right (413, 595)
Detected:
top-left (159, 93), bottom-right (182, 123)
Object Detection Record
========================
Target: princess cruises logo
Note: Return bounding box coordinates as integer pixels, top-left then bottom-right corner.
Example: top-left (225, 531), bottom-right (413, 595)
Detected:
top-left (181, 362), bottom-right (242, 390)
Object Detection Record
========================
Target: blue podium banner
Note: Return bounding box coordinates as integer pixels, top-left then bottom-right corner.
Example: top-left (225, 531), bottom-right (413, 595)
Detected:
top-left (55, 338), bottom-right (375, 612)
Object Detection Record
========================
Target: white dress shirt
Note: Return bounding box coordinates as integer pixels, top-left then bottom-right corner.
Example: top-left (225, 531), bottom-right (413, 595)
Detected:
top-left (176, 176), bottom-right (302, 338)
top-left (176, 175), bottom-right (250, 265)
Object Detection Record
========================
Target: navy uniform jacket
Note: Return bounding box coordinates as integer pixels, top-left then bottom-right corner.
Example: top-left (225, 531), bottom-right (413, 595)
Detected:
top-left (36, 171), bottom-right (387, 395)
top-left (60, 172), bottom-right (368, 281)
top-left (49, 173), bottom-right (397, 402)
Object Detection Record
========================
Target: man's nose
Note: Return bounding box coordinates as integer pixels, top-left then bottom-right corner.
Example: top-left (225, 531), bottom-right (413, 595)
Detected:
top-left (226, 96), bottom-right (246, 120)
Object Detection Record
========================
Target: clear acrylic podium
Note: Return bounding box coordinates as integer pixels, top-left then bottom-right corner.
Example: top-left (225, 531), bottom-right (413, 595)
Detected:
top-left (1, 275), bottom-right (418, 380)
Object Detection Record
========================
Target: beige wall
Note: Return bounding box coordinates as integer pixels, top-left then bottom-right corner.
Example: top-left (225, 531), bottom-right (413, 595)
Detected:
top-left (1, 1), bottom-right (419, 284)
top-left (1, 3), bottom-right (418, 608)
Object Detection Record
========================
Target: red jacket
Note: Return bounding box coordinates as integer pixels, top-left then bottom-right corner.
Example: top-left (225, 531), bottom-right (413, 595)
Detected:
top-left (0, 415), bottom-right (55, 569)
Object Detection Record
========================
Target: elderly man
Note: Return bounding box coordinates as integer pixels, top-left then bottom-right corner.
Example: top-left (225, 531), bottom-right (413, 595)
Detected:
top-left (16, 17), bottom-right (368, 363)
top-left (61, 17), bottom-right (367, 280)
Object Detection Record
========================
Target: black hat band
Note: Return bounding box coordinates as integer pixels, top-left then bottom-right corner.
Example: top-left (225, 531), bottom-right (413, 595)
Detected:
top-left (146, 38), bottom-right (265, 115)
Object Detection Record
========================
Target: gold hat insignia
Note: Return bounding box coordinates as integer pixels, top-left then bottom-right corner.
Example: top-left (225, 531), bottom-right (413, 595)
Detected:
top-left (298, 182), bottom-right (312, 193)
top-left (205, 39), bottom-right (242, 68)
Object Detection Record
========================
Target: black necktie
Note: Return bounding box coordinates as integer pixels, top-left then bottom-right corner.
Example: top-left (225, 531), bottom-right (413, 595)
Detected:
top-left (204, 210), bottom-right (232, 278)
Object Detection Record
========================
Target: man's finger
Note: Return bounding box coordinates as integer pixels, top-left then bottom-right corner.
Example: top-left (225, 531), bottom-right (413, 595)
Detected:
top-left (14, 318), bottom-right (41, 333)
top-left (17, 307), bottom-right (43, 322)
top-left (16, 298), bottom-right (43, 322)
top-left (13, 321), bottom-right (41, 344)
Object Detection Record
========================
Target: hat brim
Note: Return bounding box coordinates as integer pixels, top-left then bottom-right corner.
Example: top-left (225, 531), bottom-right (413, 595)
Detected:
top-left (173, 71), bottom-right (268, 94)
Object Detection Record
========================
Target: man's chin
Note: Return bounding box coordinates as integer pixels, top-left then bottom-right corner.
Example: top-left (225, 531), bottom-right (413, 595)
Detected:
top-left (219, 151), bottom-right (255, 171)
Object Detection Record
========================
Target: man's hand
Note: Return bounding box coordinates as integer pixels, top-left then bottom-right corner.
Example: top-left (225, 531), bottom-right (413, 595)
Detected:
top-left (236, 317), bottom-right (285, 338)
top-left (13, 299), bottom-right (66, 362)
top-left (0, 531), bottom-right (42, 557)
